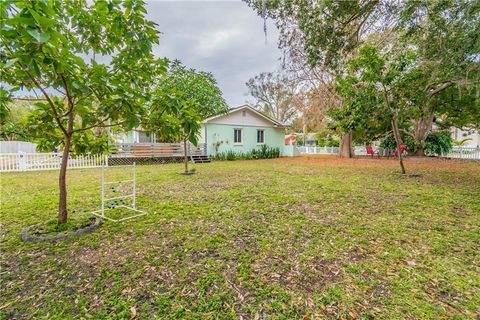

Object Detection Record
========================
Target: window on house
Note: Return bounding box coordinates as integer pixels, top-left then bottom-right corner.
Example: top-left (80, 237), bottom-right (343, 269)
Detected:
top-left (234, 128), bottom-right (242, 144)
top-left (257, 130), bottom-right (265, 144)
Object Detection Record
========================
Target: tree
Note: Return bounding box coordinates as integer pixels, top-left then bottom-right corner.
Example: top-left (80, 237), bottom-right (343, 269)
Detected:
top-left (244, 0), bottom-right (394, 157)
top-left (1, 0), bottom-right (164, 224)
top-left (397, 0), bottom-right (480, 155)
top-left (146, 61), bottom-right (228, 173)
top-left (245, 1), bottom-right (479, 157)
top-left (435, 83), bottom-right (480, 132)
top-left (333, 45), bottom-right (417, 174)
top-left (246, 72), bottom-right (298, 123)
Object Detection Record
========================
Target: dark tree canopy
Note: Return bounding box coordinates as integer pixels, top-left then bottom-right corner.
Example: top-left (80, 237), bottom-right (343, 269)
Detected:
top-left (244, 0), bottom-right (480, 160)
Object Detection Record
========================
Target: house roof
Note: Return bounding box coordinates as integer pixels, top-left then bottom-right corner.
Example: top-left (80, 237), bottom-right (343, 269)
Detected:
top-left (202, 105), bottom-right (288, 128)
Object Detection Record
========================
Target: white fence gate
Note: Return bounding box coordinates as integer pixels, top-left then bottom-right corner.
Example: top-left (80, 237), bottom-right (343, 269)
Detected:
top-left (0, 152), bottom-right (107, 172)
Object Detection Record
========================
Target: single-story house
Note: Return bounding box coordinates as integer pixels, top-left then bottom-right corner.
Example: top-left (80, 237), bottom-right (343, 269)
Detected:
top-left (112, 105), bottom-right (300, 158)
top-left (199, 105), bottom-right (290, 156)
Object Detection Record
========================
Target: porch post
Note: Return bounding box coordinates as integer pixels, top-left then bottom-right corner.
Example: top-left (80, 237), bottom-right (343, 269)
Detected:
top-left (204, 125), bottom-right (208, 156)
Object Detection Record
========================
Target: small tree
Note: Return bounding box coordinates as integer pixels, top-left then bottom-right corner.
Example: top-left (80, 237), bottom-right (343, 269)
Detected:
top-left (332, 45), bottom-right (416, 174)
top-left (1, 1), bottom-right (164, 224)
top-left (178, 104), bottom-right (202, 174)
top-left (147, 62), bottom-right (227, 173)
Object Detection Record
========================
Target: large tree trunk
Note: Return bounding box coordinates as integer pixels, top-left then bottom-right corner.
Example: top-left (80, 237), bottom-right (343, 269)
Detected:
top-left (184, 138), bottom-right (189, 173)
top-left (391, 116), bottom-right (406, 174)
top-left (412, 111), bottom-right (435, 156)
top-left (58, 135), bottom-right (71, 224)
top-left (339, 132), bottom-right (353, 158)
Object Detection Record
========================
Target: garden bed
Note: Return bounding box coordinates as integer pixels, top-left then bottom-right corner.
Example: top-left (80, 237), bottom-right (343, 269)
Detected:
top-left (21, 216), bottom-right (100, 242)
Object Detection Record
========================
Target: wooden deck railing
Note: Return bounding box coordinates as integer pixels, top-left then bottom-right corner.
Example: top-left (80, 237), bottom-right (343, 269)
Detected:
top-left (109, 142), bottom-right (206, 158)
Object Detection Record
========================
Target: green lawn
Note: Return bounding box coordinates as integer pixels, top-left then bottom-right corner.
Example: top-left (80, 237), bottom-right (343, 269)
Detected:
top-left (1, 156), bottom-right (479, 319)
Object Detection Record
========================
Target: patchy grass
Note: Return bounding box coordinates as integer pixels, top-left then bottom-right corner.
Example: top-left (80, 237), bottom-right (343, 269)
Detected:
top-left (26, 216), bottom-right (97, 237)
top-left (1, 156), bottom-right (479, 319)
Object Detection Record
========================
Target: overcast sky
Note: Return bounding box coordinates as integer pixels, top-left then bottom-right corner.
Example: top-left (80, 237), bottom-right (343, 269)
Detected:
top-left (145, 0), bottom-right (282, 107)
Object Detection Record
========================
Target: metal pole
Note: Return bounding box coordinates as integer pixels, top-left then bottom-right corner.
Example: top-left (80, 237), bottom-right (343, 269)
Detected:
top-left (133, 162), bottom-right (136, 209)
top-left (101, 164), bottom-right (105, 218)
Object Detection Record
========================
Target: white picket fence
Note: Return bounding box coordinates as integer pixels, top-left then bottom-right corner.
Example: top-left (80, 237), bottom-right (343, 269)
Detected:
top-left (445, 146), bottom-right (480, 160)
top-left (1, 146), bottom-right (478, 173)
top-left (298, 145), bottom-right (480, 160)
top-left (297, 146), bottom-right (340, 155)
top-left (0, 152), bottom-right (107, 172)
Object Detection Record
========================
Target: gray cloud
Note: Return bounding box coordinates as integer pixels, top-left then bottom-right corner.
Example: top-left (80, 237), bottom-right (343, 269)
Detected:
top-left (146, 0), bottom-right (282, 107)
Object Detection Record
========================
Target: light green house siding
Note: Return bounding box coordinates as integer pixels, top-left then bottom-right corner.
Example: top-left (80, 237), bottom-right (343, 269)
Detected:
top-left (202, 123), bottom-right (286, 156)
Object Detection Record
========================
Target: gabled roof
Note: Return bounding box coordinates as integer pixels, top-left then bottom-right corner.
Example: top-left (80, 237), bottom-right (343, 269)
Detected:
top-left (202, 105), bottom-right (287, 127)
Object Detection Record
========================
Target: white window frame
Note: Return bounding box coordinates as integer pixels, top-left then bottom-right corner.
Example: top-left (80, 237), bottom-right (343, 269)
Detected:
top-left (234, 128), bottom-right (243, 145)
top-left (256, 129), bottom-right (265, 144)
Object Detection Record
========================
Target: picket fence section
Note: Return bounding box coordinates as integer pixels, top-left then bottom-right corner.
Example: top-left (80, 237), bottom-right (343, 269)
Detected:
top-left (1, 146), bottom-right (479, 173)
top-left (297, 146), bottom-right (339, 155)
top-left (298, 145), bottom-right (480, 160)
top-left (0, 152), bottom-right (107, 172)
top-left (445, 147), bottom-right (480, 160)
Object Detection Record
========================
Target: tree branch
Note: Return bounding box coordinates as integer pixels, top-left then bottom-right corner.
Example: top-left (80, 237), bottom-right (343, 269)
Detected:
top-left (73, 119), bottom-right (126, 133)
top-left (427, 80), bottom-right (455, 97)
top-left (399, 129), bottom-right (415, 137)
top-left (13, 98), bottom-right (48, 101)
top-left (23, 68), bottom-right (68, 136)
top-left (60, 75), bottom-right (75, 118)
top-left (6, 44), bottom-right (68, 136)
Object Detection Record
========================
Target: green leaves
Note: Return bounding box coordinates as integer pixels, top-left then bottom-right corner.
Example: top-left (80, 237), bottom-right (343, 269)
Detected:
top-left (330, 44), bottom-right (416, 138)
top-left (146, 61), bottom-right (227, 144)
top-left (5, 58), bottom-right (18, 68)
top-left (27, 29), bottom-right (50, 43)
top-left (2, 0), bottom-right (164, 153)
top-left (28, 8), bottom-right (55, 28)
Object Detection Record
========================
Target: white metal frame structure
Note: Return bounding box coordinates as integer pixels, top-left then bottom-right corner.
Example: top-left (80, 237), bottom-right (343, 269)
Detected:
top-left (92, 162), bottom-right (147, 222)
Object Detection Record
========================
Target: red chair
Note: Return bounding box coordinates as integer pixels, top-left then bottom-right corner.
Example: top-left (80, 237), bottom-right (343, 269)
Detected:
top-left (392, 144), bottom-right (407, 157)
top-left (366, 146), bottom-right (380, 158)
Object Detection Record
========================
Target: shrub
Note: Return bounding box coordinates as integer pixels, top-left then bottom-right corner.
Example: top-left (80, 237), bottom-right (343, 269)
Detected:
top-left (212, 145), bottom-right (281, 161)
top-left (225, 150), bottom-right (236, 161)
top-left (380, 134), bottom-right (415, 152)
top-left (315, 131), bottom-right (340, 147)
top-left (425, 131), bottom-right (453, 156)
top-left (380, 131), bottom-right (453, 156)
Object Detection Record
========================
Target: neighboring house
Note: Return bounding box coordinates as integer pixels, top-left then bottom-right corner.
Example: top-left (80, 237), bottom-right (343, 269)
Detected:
top-left (199, 105), bottom-right (288, 156)
top-left (451, 127), bottom-right (480, 148)
top-left (285, 133), bottom-right (296, 145)
top-left (284, 132), bottom-right (318, 146)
